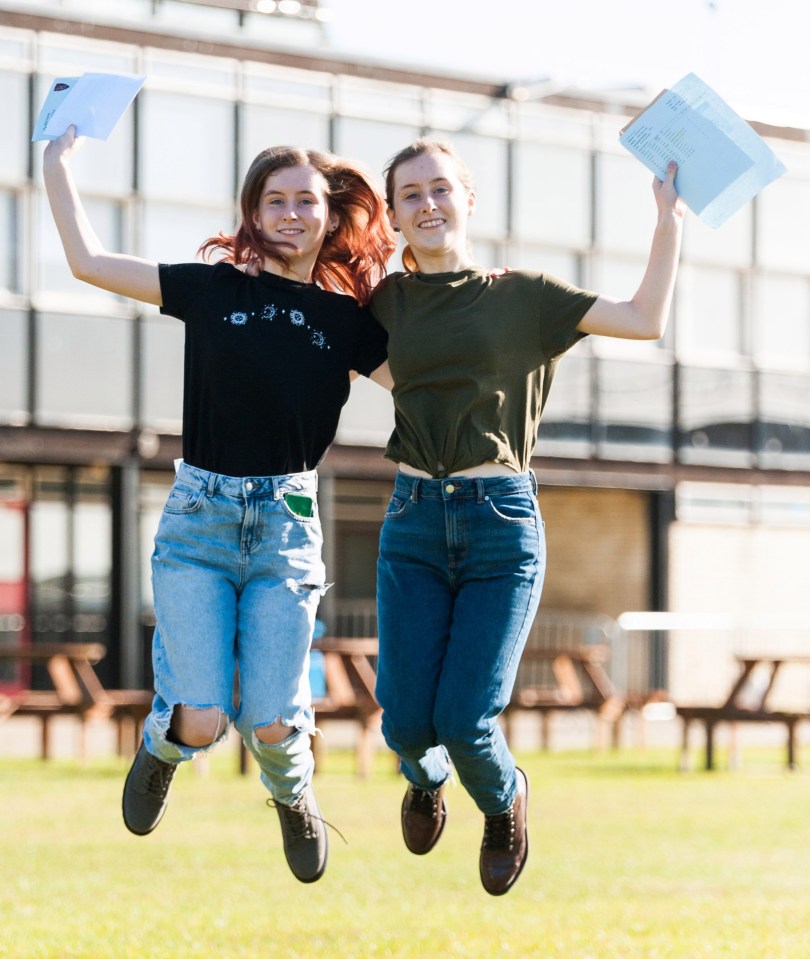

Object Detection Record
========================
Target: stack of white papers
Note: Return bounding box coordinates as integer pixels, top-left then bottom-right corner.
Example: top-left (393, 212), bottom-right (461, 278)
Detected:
top-left (620, 73), bottom-right (786, 228)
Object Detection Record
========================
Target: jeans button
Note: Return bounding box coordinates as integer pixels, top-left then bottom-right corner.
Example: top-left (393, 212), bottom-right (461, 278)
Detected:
top-left (445, 483), bottom-right (455, 494)
top-left (245, 481), bottom-right (254, 491)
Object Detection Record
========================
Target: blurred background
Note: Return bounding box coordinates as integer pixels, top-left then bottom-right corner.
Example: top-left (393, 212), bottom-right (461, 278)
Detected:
top-left (1, 0), bottom-right (810, 748)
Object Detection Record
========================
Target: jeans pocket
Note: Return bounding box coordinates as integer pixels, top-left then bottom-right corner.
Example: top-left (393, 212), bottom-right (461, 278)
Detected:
top-left (163, 482), bottom-right (206, 515)
top-left (486, 491), bottom-right (537, 525)
top-left (279, 492), bottom-right (318, 522)
top-left (383, 494), bottom-right (410, 519)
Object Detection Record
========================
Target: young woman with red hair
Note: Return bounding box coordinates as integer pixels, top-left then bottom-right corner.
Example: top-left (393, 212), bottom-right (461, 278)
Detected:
top-left (43, 128), bottom-right (396, 884)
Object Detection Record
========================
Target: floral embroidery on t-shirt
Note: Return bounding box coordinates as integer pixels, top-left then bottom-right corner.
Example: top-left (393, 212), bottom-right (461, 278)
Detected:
top-left (228, 311), bottom-right (248, 326)
top-left (290, 309), bottom-right (305, 326)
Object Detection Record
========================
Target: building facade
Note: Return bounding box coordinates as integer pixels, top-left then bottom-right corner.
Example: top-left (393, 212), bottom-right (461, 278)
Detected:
top-left (2, 0), bottom-right (810, 692)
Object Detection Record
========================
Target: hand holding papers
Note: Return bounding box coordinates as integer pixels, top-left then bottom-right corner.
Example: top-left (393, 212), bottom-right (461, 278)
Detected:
top-left (620, 73), bottom-right (786, 228)
top-left (33, 73), bottom-right (145, 142)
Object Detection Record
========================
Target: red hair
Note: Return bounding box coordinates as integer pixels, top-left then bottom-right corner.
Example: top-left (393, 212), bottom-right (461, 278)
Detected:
top-left (199, 146), bottom-right (396, 306)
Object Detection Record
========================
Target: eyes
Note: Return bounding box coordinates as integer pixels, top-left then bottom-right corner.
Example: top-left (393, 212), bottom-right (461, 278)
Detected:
top-left (400, 185), bottom-right (451, 203)
top-left (264, 195), bottom-right (319, 208)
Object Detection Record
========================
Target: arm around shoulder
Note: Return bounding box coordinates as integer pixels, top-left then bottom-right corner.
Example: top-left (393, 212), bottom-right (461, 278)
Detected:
top-left (43, 127), bottom-right (162, 305)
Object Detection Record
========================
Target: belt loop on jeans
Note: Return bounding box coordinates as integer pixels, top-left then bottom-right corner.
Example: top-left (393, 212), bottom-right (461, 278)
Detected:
top-left (475, 478), bottom-right (485, 504)
top-left (529, 470), bottom-right (538, 494)
top-left (271, 476), bottom-right (282, 500)
top-left (206, 473), bottom-right (217, 497)
top-left (409, 477), bottom-right (421, 503)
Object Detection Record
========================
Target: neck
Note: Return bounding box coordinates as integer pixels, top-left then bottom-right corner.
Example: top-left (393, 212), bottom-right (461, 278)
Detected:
top-left (263, 258), bottom-right (315, 284)
top-left (412, 250), bottom-right (473, 274)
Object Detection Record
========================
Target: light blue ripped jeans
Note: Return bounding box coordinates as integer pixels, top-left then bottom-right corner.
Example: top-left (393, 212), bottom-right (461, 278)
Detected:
top-left (142, 461), bottom-right (326, 805)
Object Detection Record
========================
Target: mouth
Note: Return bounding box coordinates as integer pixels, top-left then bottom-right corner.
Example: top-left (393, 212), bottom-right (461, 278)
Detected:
top-left (278, 228), bottom-right (305, 236)
top-left (418, 218), bottom-right (446, 230)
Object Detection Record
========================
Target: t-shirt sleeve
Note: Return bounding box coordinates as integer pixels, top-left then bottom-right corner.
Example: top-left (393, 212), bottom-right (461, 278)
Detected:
top-left (159, 263), bottom-right (214, 321)
top-left (351, 305), bottom-right (388, 376)
top-left (538, 273), bottom-right (599, 358)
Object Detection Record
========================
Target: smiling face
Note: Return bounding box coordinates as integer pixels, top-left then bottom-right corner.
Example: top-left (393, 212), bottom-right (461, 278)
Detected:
top-left (251, 163), bottom-right (338, 280)
top-left (388, 150), bottom-right (476, 273)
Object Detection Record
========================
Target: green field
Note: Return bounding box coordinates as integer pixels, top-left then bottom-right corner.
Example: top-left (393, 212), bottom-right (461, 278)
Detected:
top-left (2, 745), bottom-right (810, 958)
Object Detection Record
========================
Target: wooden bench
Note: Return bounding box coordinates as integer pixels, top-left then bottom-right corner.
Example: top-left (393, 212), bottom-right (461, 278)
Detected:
top-left (0, 642), bottom-right (152, 759)
top-left (676, 655), bottom-right (810, 770)
top-left (505, 644), bottom-right (626, 749)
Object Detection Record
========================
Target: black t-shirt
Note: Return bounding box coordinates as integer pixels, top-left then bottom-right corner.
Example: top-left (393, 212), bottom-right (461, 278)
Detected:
top-left (159, 262), bottom-right (387, 476)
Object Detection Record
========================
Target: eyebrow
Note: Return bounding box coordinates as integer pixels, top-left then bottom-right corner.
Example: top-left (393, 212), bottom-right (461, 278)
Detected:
top-left (263, 188), bottom-right (319, 198)
top-left (398, 177), bottom-right (451, 192)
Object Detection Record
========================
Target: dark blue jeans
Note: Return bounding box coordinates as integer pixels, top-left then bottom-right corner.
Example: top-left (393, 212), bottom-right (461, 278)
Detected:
top-left (376, 470), bottom-right (546, 816)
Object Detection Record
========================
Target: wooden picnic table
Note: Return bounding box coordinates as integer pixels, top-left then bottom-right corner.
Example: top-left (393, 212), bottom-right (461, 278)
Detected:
top-left (0, 642), bottom-right (152, 759)
top-left (236, 636), bottom-right (383, 779)
top-left (677, 655), bottom-right (810, 770)
top-left (505, 644), bottom-right (626, 749)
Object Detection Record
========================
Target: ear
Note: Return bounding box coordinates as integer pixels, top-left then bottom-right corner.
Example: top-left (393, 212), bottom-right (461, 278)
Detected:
top-left (386, 207), bottom-right (399, 232)
top-left (328, 215), bottom-right (339, 234)
top-left (467, 190), bottom-right (476, 217)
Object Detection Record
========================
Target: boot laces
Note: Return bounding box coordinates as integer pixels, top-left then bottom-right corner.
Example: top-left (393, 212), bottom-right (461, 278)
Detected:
top-left (142, 754), bottom-right (175, 801)
top-left (482, 804), bottom-right (517, 852)
top-left (267, 796), bottom-right (348, 845)
top-left (409, 786), bottom-right (441, 819)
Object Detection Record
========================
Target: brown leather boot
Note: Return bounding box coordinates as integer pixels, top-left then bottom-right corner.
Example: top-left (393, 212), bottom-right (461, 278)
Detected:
top-left (401, 782), bottom-right (447, 854)
top-left (479, 767), bottom-right (529, 896)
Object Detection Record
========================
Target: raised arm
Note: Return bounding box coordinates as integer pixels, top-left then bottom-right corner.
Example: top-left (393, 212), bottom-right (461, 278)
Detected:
top-left (42, 126), bottom-right (162, 305)
top-left (577, 161), bottom-right (684, 340)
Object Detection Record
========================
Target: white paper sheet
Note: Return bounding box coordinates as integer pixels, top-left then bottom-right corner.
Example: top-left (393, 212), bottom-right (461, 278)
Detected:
top-left (32, 72), bottom-right (146, 142)
top-left (620, 73), bottom-right (786, 228)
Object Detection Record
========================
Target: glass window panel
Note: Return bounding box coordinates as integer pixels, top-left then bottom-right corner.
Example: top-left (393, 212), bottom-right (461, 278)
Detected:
top-left (596, 357), bottom-right (674, 462)
top-left (596, 153), bottom-right (656, 255)
top-left (36, 313), bottom-right (133, 428)
top-left (0, 72), bottom-right (28, 180)
top-left (0, 310), bottom-right (27, 423)
top-left (589, 255), bottom-right (672, 354)
top-left (758, 371), bottom-right (810, 469)
top-left (676, 265), bottom-right (742, 357)
top-left (337, 76), bottom-right (423, 126)
top-left (141, 311), bottom-right (184, 433)
top-left (752, 274), bottom-right (810, 366)
top-left (513, 142), bottom-right (589, 247)
top-left (333, 118), bottom-right (421, 191)
top-left (438, 132), bottom-right (506, 238)
top-left (141, 92), bottom-right (234, 203)
top-left (507, 245), bottom-right (580, 281)
top-left (243, 62), bottom-right (331, 109)
top-left (757, 176), bottom-right (810, 273)
top-left (0, 189), bottom-right (19, 292)
top-left (536, 352), bottom-right (592, 457)
top-left (678, 366), bottom-right (754, 465)
top-left (681, 203), bottom-right (751, 267)
top-left (240, 105), bottom-right (330, 173)
top-left (142, 48), bottom-right (236, 90)
top-left (427, 89), bottom-right (510, 138)
top-left (30, 498), bottom-right (70, 621)
top-left (37, 193), bottom-right (122, 299)
top-left (39, 35), bottom-right (134, 75)
top-left (142, 203), bottom-right (234, 264)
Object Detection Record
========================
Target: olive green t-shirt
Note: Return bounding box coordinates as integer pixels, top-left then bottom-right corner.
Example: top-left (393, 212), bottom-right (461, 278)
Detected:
top-left (370, 267), bottom-right (598, 477)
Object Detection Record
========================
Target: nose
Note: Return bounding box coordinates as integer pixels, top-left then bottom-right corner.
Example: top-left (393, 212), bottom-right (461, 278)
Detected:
top-left (282, 207), bottom-right (298, 220)
top-left (421, 195), bottom-right (437, 213)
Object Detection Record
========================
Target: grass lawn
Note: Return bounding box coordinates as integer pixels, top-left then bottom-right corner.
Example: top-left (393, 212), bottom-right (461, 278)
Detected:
top-left (2, 743), bottom-right (810, 958)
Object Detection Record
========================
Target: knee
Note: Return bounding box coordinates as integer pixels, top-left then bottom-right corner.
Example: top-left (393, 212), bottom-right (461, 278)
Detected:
top-left (170, 705), bottom-right (225, 748)
top-left (254, 719), bottom-right (295, 746)
top-left (382, 713), bottom-right (435, 757)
